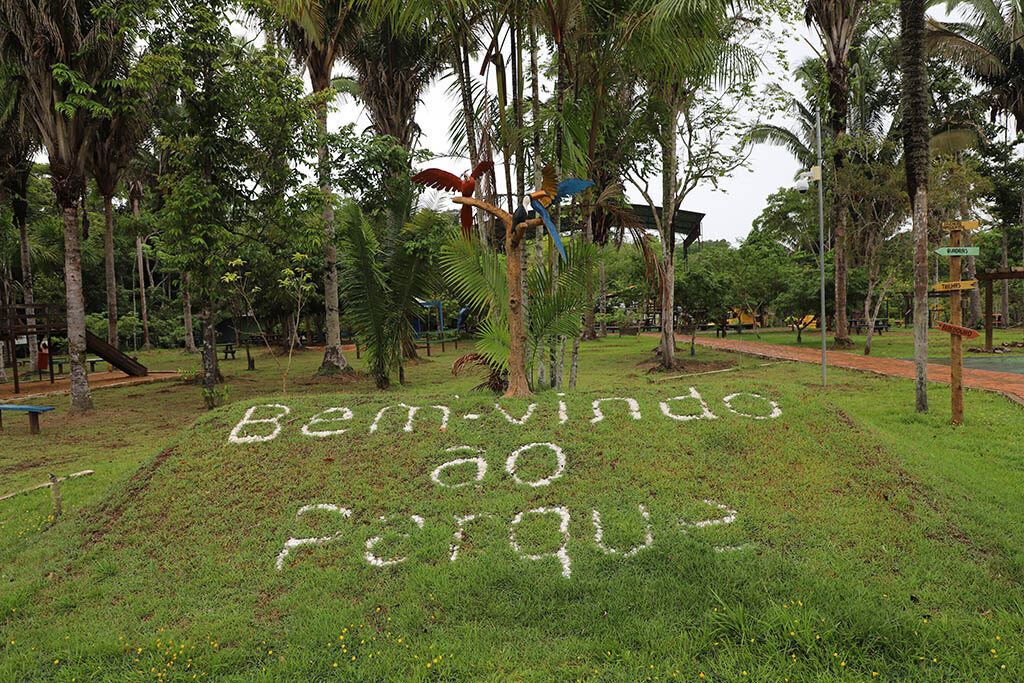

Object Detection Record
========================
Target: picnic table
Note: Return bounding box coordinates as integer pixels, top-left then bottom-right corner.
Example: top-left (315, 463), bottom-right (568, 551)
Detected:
top-left (218, 343), bottom-right (236, 360)
top-left (0, 404), bottom-right (55, 435)
top-left (848, 318), bottom-right (890, 335)
top-left (53, 357), bottom-right (106, 373)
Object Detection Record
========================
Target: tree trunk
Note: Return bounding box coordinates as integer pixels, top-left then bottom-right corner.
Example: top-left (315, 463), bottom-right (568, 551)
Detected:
top-left (136, 233), bottom-right (152, 350)
top-left (13, 168), bottom-right (37, 371)
top-left (103, 195), bottom-right (118, 348)
top-left (504, 219), bottom-right (531, 398)
top-left (1000, 227), bottom-right (1010, 325)
top-left (61, 204), bottom-right (93, 413)
top-left (658, 101), bottom-right (680, 370)
top-left (912, 186), bottom-right (929, 412)
top-left (827, 64), bottom-right (853, 348)
top-left (313, 92), bottom-right (351, 376)
top-left (182, 272), bottom-right (197, 353)
top-left (569, 334), bottom-right (580, 388)
top-left (599, 257), bottom-right (607, 336)
top-left (201, 302), bottom-right (218, 402)
top-left (965, 230), bottom-right (982, 326)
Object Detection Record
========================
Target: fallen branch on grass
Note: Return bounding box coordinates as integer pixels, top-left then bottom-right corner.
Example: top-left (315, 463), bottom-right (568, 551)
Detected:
top-left (0, 470), bottom-right (94, 502)
top-left (648, 362), bottom-right (787, 383)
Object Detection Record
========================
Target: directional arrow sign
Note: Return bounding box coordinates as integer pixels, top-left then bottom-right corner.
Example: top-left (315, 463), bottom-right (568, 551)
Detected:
top-left (935, 246), bottom-right (980, 257)
top-left (932, 280), bottom-right (978, 292)
top-left (937, 321), bottom-right (980, 339)
top-left (941, 220), bottom-right (980, 231)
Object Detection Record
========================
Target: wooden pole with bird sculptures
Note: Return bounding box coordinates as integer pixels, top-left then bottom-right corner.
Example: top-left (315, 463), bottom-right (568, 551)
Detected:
top-left (453, 197), bottom-right (543, 397)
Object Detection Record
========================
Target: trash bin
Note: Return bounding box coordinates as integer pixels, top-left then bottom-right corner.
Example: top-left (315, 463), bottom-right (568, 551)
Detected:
top-left (36, 340), bottom-right (49, 371)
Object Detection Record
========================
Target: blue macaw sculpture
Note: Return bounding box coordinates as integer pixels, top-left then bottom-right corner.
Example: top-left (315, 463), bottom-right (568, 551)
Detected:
top-left (527, 164), bottom-right (594, 261)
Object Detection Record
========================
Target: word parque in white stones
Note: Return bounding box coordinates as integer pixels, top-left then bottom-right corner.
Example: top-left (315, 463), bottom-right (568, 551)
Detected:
top-left (274, 441), bottom-right (753, 578)
top-left (227, 386), bottom-right (782, 443)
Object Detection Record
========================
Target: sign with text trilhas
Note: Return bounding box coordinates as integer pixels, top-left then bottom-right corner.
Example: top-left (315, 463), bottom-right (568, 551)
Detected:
top-left (936, 321), bottom-right (980, 339)
top-left (932, 280), bottom-right (978, 292)
top-left (941, 220), bottom-right (979, 232)
top-left (934, 246), bottom-right (980, 257)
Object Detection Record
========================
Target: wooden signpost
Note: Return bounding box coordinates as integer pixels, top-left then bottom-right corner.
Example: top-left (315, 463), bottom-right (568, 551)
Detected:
top-left (934, 246), bottom-right (980, 257)
top-left (941, 220), bottom-right (979, 231)
top-left (936, 321), bottom-right (979, 339)
top-left (941, 223), bottom-right (971, 425)
top-left (932, 280), bottom-right (978, 292)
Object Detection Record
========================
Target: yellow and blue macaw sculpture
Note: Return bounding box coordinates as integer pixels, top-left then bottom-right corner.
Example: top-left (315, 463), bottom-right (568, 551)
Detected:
top-left (527, 164), bottom-right (594, 261)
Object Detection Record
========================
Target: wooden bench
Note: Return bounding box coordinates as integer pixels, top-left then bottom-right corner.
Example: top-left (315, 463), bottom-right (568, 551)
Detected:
top-left (0, 404), bottom-right (56, 435)
top-left (54, 358), bottom-right (106, 373)
top-left (218, 343), bottom-right (236, 360)
top-left (417, 334), bottom-right (459, 356)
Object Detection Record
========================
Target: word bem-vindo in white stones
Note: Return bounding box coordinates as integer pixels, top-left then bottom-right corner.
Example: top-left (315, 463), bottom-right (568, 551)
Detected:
top-left (228, 387), bottom-right (781, 443)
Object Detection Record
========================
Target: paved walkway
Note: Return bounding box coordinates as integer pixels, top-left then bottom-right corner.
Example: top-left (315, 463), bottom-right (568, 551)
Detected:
top-left (687, 334), bottom-right (1024, 406)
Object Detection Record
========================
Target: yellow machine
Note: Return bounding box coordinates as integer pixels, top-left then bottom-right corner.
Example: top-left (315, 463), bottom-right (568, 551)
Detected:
top-left (726, 307), bottom-right (761, 329)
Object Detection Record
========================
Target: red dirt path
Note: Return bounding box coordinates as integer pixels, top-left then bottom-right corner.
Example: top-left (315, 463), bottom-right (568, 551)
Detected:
top-left (685, 334), bottom-right (1024, 407)
top-left (0, 371), bottom-right (178, 402)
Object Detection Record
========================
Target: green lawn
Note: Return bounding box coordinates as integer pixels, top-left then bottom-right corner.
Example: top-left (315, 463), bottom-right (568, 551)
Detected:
top-left (709, 326), bottom-right (1024, 359)
top-left (2, 338), bottom-right (1023, 681)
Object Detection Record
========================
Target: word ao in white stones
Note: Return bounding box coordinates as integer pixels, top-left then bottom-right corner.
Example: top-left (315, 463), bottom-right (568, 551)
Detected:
top-left (430, 442), bottom-right (567, 489)
top-left (275, 500), bottom-right (747, 578)
top-left (226, 387), bottom-right (781, 443)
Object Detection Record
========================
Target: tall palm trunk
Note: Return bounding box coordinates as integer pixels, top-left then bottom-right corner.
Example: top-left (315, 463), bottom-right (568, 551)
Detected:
top-left (12, 168), bottom-right (37, 370)
top-left (827, 70), bottom-right (853, 348)
top-left (103, 194), bottom-right (118, 347)
top-left (658, 101), bottom-right (681, 370)
top-left (58, 192), bottom-right (93, 412)
top-left (135, 232), bottom-right (152, 350)
top-left (201, 302), bottom-right (219, 402)
top-left (311, 68), bottom-right (351, 376)
top-left (901, 0), bottom-right (929, 412)
top-left (1001, 227), bottom-right (1010, 324)
top-left (182, 272), bottom-right (197, 353)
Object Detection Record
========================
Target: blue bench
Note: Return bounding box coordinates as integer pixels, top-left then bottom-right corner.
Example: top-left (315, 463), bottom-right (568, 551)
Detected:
top-left (0, 404), bottom-right (56, 435)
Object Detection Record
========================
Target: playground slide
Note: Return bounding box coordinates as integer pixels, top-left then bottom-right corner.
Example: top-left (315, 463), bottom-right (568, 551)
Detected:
top-left (84, 331), bottom-right (148, 377)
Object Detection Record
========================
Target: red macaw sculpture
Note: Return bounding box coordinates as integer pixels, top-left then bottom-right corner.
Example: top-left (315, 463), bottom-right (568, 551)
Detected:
top-left (411, 160), bottom-right (494, 238)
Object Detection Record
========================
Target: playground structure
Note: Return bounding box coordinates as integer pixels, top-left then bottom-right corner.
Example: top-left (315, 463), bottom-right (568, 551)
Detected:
top-left (0, 303), bottom-right (147, 394)
top-left (979, 267), bottom-right (1024, 351)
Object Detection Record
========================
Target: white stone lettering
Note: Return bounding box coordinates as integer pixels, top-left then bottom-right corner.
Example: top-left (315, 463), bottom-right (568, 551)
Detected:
top-left (659, 387), bottom-right (718, 421)
top-left (680, 500), bottom-right (747, 552)
top-left (722, 393), bottom-right (782, 420)
top-left (449, 513), bottom-right (493, 561)
top-left (229, 404), bottom-right (290, 443)
top-left (557, 393), bottom-right (568, 424)
top-left (275, 503), bottom-right (352, 570)
top-left (301, 407), bottom-right (354, 437)
top-left (505, 442), bottom-right (566, 487)
top-left (509, 507), bottom-right (572, 578)
top-left (369, 404), bottom-right (450, 433)
top-left (591, 504), bottom-right (653, 558)
top-left (365, 515), bottom-right (425, 567)
top-left (431, 447), bottom-right (488, 488)
top-left (591, 397), bottom-right (641, 423)
top-left (494, 402), bottom-right (538, 424)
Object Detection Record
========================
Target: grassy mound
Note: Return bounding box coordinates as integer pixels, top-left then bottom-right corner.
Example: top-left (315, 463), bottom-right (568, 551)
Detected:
top-left (2, 340), bottom-right (1023, 680)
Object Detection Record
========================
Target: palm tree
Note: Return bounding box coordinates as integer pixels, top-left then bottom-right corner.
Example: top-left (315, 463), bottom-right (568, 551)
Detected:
top-left (0, 65), bottom-right (39, 370)
top-left (335, 197), bottom-right (439, 389)
top-left (804, 0), bottom-right (870, 349)
top-left (277, 0), bottom-right (359, 376)
top-left (0, 0), bottom-right (140, 412)
top-left (341, 16), bottom-right (447, 152)
top-left (87, 76), bottom-right (155, 349)
top-left (904, 0), bottom-right (932, 412)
